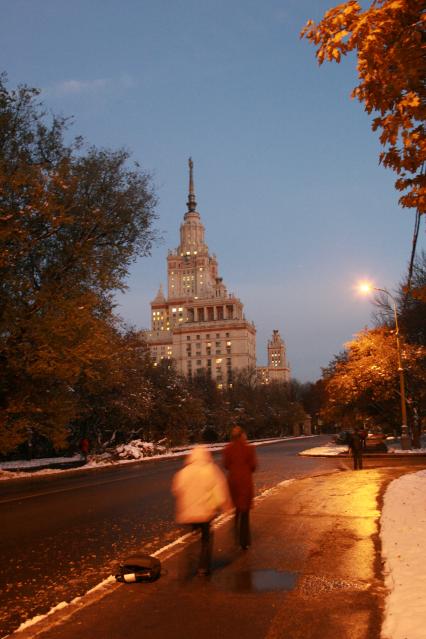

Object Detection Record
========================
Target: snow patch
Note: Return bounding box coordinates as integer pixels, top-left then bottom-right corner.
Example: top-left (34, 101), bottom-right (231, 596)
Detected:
top-left (381, 469), bottom-right (426, 639)
top-left (299, 445), bottom-right (348, 456)
top-left (0, 436), bottom-right (315, 480)
top-left (116, 440), bottom-right (167, 460)
top-left (387, 447), bottom-right (426, 454)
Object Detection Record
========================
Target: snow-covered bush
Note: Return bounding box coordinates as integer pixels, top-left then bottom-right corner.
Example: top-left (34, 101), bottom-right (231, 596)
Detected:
top-left (115, 439), bottom-right (168, 460)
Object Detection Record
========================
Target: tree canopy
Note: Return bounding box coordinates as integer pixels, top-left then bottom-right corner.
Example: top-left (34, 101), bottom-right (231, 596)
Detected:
top-left (320, 255), bottom-right (426, 444)
top-left (301, 0), bottom-right (425, 212)
top-left (0, 74), bottom-right (157, 454)
top-left (301, 1), bottom-right (425, 284)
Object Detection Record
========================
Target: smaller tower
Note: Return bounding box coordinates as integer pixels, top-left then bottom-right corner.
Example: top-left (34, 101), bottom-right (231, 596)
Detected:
top-left (258, 329), bottom-right (290, 384)
top-left (268, 330), bottom-right (286, 370)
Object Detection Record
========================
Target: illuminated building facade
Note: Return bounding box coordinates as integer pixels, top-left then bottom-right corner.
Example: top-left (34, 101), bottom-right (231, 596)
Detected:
top-left (257, 329), bottom-right (290, 384)
top-left (146, 159), bottom-right (256, 387)
top-left (146, 159), bottom-right (289, 387)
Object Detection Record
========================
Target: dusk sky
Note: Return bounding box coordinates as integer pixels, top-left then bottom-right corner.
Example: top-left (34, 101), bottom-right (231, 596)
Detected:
top-left (2, 0), bottom-right (424, 381)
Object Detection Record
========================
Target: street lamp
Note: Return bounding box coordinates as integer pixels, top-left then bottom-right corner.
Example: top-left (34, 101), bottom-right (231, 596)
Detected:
top-left (358, 282), bottom-right (411, 449)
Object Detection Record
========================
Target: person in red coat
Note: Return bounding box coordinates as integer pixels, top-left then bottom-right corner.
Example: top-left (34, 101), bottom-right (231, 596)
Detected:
top-left (222, 426), bottom-right (257, 550)
top-left (79, 437), bottom-right (90, 462)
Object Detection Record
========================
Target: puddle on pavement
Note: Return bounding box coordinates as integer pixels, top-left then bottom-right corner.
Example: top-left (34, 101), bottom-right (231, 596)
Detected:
top-left (213, 569), bottom-right (298, 593)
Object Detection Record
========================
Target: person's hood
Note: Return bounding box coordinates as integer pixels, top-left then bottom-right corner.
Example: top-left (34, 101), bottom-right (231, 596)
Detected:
top-left (184, 445), bottom-right (213, 466)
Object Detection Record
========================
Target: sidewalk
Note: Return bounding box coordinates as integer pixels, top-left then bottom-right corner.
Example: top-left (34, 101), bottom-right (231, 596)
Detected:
top-left (13, 465), bottom-right (419, 639)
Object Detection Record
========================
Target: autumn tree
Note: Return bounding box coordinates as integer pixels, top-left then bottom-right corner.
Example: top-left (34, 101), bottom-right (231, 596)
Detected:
top-left (188, 370), bottom-right (232, 440)
top-left (72, 329), bottom-right (155, 451)
top-left (321, 327), bottom-right (426, 436)
top-left (227, 370), bottom-right (307, 439)
top-left (0, 74), bottom-right (157, 454)
top-left (142, 361), bottom-right (206, 446)
top-left (284, 379), bottom-right (327, 431)
top-left (301, 1), bottom-right (425, 283)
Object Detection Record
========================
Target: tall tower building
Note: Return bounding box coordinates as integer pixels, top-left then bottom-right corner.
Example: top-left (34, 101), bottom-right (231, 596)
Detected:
top-left (146, 159), bottom-right (256, 387)
top-left (257, 330), bottom-right (290, 384)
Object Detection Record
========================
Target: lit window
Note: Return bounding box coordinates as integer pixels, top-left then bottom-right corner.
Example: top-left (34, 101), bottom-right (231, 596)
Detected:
top-left (216, 358), bottom-right (222, 364)
top-left (172, 308), bottom-right (177, 313)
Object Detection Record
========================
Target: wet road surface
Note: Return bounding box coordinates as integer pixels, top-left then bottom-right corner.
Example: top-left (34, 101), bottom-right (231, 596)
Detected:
top-left (0, 436), bottom-right (340, 635)
top-left (24, 463), bottom-right (426, 639)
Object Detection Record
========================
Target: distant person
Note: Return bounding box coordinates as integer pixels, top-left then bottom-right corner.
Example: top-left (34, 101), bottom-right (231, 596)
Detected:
top-left (349, 427), bottom-right (363, 470)
top-left (79, 437), bottom-right (90, 462)
top-left (359, 426), bottom-right (368, 450)
top-left (222, 426), bottom-right (257, 550)
top-left (172, 445), bottom-right (231, 576)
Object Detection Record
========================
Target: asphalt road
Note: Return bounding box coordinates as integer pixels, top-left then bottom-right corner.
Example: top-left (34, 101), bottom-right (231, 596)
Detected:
top-left (0, 436), bottom-right (338, 636)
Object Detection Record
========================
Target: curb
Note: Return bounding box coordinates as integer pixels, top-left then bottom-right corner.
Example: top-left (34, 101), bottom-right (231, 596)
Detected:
top-left (299, 452), bottom-right (426, 459)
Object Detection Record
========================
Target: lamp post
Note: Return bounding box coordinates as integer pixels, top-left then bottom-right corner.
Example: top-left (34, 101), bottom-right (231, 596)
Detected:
top-left (359, 283), bottom-right (411, 449)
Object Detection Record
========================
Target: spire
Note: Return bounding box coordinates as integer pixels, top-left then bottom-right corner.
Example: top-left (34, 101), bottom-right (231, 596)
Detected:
top-left (152, 283), bottom-right (166, 304)
top-left (186, 157), bottom-right (197, 212)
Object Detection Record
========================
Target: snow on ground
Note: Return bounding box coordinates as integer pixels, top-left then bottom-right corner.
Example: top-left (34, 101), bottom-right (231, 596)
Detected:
top-left (299, 444), bottom-right (348, 456)
top-left (300, 438), bottom-right (426, 458)
top-left (0, 454), bottom-right (83, 470)
top-left (2, 436), bottom-right (426, 638)
top-left (0, 436), bottom-right (308, 480)
top-left (380, 469), bottom-right (426, 639)
top-left (387, 447), bottom-right (426, 454)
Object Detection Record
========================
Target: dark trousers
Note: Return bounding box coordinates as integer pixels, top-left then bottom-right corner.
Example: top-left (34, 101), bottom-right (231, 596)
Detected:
top-left (235, 509), bottom-right (250, 548)
top-left (352, 451), bottom-right (363, 470)
top-left (191, 522), bottom-right (212, 572)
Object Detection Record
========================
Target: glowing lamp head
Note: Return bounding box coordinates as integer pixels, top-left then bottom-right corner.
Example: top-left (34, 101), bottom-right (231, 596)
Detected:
top-left (358, 281), bottom-right (373, 295)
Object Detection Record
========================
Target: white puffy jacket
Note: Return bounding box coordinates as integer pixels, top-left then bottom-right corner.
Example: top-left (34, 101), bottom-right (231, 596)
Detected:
top-left (172, 445), bottom-right (231, 524)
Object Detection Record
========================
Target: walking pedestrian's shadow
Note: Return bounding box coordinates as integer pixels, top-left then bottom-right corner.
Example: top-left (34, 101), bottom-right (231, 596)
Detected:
top-left (177, 550), bottom-right (235, 584)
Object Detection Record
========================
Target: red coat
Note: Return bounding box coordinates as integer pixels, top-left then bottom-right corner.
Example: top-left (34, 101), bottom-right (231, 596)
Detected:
top-left (223, 439), bottom-right (257, 511)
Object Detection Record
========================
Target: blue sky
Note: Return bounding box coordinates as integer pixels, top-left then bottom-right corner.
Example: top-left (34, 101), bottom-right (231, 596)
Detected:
top-left (2, 0), bottom-right (423, 381)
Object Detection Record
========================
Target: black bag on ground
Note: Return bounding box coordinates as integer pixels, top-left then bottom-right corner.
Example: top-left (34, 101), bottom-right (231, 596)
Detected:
top-left (115, 555), bottom-right (161, 583)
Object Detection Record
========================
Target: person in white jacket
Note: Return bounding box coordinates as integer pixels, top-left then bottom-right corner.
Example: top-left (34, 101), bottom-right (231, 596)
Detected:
top-left (172, 445), bottom-right (231, 576)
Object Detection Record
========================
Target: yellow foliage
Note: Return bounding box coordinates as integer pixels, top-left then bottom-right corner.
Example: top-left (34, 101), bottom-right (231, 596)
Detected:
top-left (301, 0), bottom-right (426, 213)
